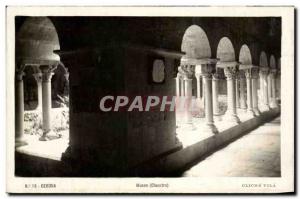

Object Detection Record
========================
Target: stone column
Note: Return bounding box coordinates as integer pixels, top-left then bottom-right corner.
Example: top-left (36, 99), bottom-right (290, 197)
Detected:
top-left (181, 65), bottom-right (195, 130)
top-left (267, 73), bottom-right (272, 107)
top-left (180, 77), bottom-right (185, 96)
top-left (259, 75), bottom-right (263, 102)
top-left (224, 66), bottom-right (240, 124)
top-left (239, 72), bottom-right (247, 111)
top-left (212, 73), bottom-right (220, 116)
top-left (33, 72), bottom-right (43, 110)
top-left (251, 67), bottom-right (260, 115)
top-left (202, 77), bottom-right (205, 105)
top-left (195, 73), bottom-right (201, 102)
top-left (39, 65), bottom-right (59, 141)
top-left (235, 75), bottom-right (240, 108)
top-left (176, 73), bottom-right (181, 96)
top-left (270, 69), bottom-right (278, 108)
top-left (259, 68), bottom-right (270, 111)
top-left (15, 70), bottom-right (27, 146)
top-left (245, 69), bottom-right (255, 117)
top-left (195, 64), bottom-right (218, 134)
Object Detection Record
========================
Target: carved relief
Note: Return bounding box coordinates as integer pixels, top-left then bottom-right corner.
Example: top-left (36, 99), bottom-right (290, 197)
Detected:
top-left (224, 66), bottom-right (238, 80)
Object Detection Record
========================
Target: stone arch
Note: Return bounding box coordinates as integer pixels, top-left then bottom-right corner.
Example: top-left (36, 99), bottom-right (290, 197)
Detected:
top-left (239, 44), bottom-right (252, 65)
top-left (259, 51), bottom-right (268, 67)
top-left (270, 55), bottom-right (276, 69)
top-left (181, 25), bottom-right (211, 59)
top-left (216, 37), bottom-right (236, 62)
top-left (51, 62), bottom-right (69, 106)
top-left (16, 17), bottom-right (60, 68)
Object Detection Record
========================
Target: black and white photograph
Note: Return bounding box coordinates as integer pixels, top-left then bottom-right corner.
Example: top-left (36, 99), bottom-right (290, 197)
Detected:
top-left (5, 6), bottom-right (294, 194)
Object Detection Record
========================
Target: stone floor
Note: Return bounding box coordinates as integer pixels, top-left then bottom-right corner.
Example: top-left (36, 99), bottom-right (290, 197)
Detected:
top-left (176, 109), bottom-right (255, 148)
top-left (16, 130), bottom-right (69, 161)
top-left (182, 116), bottom-right (281, 177)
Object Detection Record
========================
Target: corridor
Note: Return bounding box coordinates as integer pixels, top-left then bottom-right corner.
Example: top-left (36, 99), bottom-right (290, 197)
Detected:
top-left (14, 16), bottom-right (282, 177)
top-left (182, 116), bottom-right (281, 177)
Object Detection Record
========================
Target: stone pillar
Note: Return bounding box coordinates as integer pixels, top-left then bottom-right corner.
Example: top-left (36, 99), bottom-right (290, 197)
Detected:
top-left (267, 73), bottom-right (272, 107)
top-left (251, 68), bottom-right (260, 115)
top-left (195, 73), bottom-right (201, 101)
top-left (270, 69), bottom-right (278, 108)
top-left (212, 73), bottom-right (220, 116)
top-left (195, 64), bottom-right (218, 134)
top-left (235, 75), bottom-right (240, 108)
top-left (176, 73), bottom-right (181, 96)
top-left (33, 72), bottom-right (43, 110)
top-left (181, 65), bottom-right (195, 130)
top-left (39, 65), bottom-right (59, 141)
top-left (259, 68), bottom-right (270, 111)
top-left (245, 69), bottom-right (255, 117)
top-left (202, 77), bottom-right (205, 102)
top-left (239, 72), bottom-right (247, 111)
top-left (259, 75), bottom-right (263, 102)
top-left (180, 77), bottom-right (185, 96)
top-left (15, 70), bottom-right (27, 146)
top-left (224, 66), bottom-right (240, 124)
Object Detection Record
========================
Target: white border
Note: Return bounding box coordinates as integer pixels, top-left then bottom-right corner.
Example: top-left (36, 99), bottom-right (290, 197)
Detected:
top-left (5, 6), bottom-right (294, 194)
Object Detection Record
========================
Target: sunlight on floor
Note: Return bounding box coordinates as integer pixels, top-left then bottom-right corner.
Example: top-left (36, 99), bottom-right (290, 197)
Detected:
top-left (16, 131), bottom-right (69, 161)
top-left (176, 109), bottom-right (254, 148)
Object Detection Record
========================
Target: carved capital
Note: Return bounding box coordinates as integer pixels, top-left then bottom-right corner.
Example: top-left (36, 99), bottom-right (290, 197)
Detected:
top-left (16, 71), bottom-right (25, 81)
top-left (270, 69), bottom-right (277, 76)
top-left (42, 71), bottom-right (54, 82)
top-left (259, 67), bottom-right (269, 77)
top-left (224, 66), bottom-right (238, 80)
top-left (251, 67), bottom-right (260, 79)
top-left (195, 64), bottom-right (214, 78)
top-left (212, 72), bottom-right (221, 80)
top-left (33, 73), bottom-right (43, 83)
top-left (180, 65), bottom-right (195, 79)
top-left (245, 69), bottom-right (252, 79)
top-left (40, 64), bottom-right (57, 82)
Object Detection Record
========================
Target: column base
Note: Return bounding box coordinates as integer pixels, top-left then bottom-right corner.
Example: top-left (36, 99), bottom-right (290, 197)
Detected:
top-left (246, 109), bottom-right (256, 117)
top-left (270, 101), bottom-right (279, 109)
top-left (260, 104), bottom-right (271, 112)
top-left (224, 112), bottom-right (241, 124)
top-left (253, 108), bottom-right (261, 116)
top-left (201, 123), bottom-right (218, 135)
top-left (39, 130), bottom-right (62, 141)
top-left (239, 107), bottom-right (247, 112)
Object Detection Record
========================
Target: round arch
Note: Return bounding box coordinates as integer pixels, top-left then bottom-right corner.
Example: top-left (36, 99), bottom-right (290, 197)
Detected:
top-left (16, 17), bottom-right (60, 67)
top-left (181, 25), bottom-right (211, 59)
top-left (259, 51), bottom-right (268, 67)
top-left (217, 37), bottom-right (236, 62)
top-left (239, 44), bottom-right (252, 65)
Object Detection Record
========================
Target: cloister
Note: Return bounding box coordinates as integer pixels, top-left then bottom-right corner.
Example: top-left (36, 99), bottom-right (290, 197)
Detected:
top-left (15, 16), bottom-right (281, 177)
